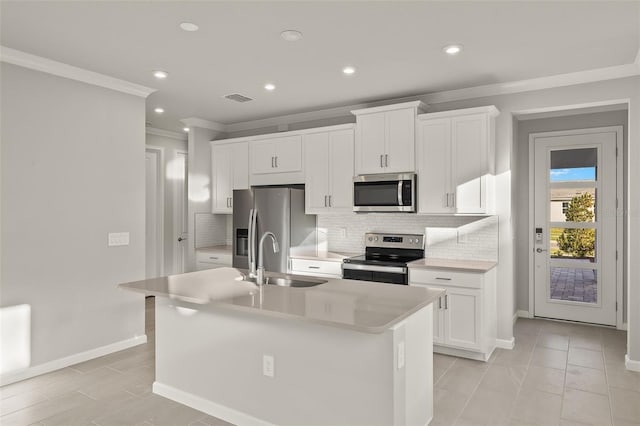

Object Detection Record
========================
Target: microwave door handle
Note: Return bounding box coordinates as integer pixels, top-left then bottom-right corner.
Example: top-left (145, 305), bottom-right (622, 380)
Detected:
top-left (398, 181), bottom-right (403, 206)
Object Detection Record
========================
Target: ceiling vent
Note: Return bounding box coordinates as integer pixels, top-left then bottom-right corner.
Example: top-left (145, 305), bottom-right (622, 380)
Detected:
top-left (223, 93), bottom-right (253, 103)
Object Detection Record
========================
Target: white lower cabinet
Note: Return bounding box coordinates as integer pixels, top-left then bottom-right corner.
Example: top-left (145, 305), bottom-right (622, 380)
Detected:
top-left (289, 258), bottom-right (342, 279)
top-left (196, 250), bottom-right (232, 271)
top-left (410, 267), bottom-right (496, 361)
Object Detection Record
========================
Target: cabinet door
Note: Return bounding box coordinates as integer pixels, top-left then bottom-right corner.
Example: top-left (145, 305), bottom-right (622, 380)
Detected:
top-left (451, 114), bottom-right (487, 213)
top-left (416, 118), bottom-right (453, 214)
top-left (443, 287), bottom-right (482, 351)
top-left (385, 108), bottom-right (415, 173)
top-left (273, 135), bottom-right (302, 173)
top-left (303, 132), bottom-right (330, 214)
top-left (250, 140), bottom-right (276, 174)
top-left (328, 129), bottom-right (354, 212)
top-left (211, 144), bottom-right (232, 213)
top-left (232, 142), bottom-right (249, 190)
top-left (355, 112), bottom-right (386, 174)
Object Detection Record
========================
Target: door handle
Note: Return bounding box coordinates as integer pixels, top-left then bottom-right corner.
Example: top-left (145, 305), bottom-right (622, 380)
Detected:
top-left (178, 237), bottom-right (186, 242)
top-left (536, 248), bottom-right (548, 253)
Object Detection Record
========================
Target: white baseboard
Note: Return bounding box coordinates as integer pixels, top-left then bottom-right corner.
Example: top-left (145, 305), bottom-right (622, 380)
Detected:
top-left (625, 355), bottom-right (640, 372)
top-left (0, 335), bottom-right (147, 386)
top-left (496, 337), bottom-right (515, 350)
top-left (517, 310), bottom-right (531, 318)
top-left (153, 381), bottom-right (276, 426)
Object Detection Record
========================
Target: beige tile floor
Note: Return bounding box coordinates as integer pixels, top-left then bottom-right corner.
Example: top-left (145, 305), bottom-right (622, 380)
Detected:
top-left (1, 297), bottom-right (639, 425)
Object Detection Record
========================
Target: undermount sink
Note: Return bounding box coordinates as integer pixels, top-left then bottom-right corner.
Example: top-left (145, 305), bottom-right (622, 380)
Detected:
top-left (240, 274), bottom-right (326, 288)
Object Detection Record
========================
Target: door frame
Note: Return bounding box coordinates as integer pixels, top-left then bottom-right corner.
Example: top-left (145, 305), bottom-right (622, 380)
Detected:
top-left (528, 126), bottom-right (623, 328)
top-left (145, 145), bottom-right (165, 278)
top-left (173, 150), bottom-right (188, 275)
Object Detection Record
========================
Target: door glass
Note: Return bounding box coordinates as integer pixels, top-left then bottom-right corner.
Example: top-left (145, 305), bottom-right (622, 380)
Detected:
top-left (549, 188), bottom-right (596, 223)
top-left (549, 148), bottom-right (597, 181)
top-left (550, 267), bottom-right (597, 304)
top-left (550, 227), bottom-right (597, 262)
top-left (354, 181), bottom-right (399, 206)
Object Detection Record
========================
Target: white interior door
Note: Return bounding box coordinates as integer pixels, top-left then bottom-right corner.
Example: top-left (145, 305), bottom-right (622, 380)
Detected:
top-left (145, 150), bottom-right (162, 278)
top-left (532, 128), bottom-right (619, 326)
top-left (174, 151), bottom-right (188, 274)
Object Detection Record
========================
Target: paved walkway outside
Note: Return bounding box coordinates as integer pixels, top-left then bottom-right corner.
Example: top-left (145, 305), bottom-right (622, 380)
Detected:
top-left (550, 266), bottom-right (597, 303)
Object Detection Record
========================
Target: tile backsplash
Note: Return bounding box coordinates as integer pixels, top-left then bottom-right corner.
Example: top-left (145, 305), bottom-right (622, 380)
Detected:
top-left (195, 213), bottom-right (232, 248)
top-left (317, 214), bottom-right (498, 261)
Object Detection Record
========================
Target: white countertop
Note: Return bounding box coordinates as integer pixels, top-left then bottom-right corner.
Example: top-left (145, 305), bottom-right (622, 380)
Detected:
top-left (289, 251), bottom-right (357, 263)
top-left (408, 257), bottom-right (498, 272)
top-left (119, 267), bottom-right (443, 333)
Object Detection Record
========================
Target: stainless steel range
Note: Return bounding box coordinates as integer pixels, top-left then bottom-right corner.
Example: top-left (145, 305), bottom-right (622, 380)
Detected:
top-left (342, 233), bottom-right (425, 285)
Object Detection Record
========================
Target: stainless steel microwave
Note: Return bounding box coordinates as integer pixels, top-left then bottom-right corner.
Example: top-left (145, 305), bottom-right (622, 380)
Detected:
top-left (353, 173), bottom-right (416, 212)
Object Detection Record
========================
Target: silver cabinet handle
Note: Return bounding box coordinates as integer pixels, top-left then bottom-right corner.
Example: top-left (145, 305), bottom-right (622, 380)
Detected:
top-left (209, 256), bottom-right (219, 260)
top-left (324, 195), bottom-right (328, 207)
top-left (380, 154), bottom-right (384, 168)
top-left (435, 277), bottom-right (452, 281)
top-left (230, 197), bottom-right (232, 208)
top-left (308, 266), bottom-right (320, 269)
top-left (438, 296), bottom-right (442, 309)
top-left (444, 295), bottom-right (448, 309)
top-left (275, 156), bottom-right (278, 168)
top-left (451, 192), bottom-right (456, 208)
top-left (271, 157), bottom-right (275, 168)
top-left (328, 195), bottom-right (332, 207)
top-left (385, 154), bottom-right (389, 167)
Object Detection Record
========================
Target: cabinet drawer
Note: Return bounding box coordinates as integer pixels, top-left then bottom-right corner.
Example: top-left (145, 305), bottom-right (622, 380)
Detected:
top-left (196, 251), bottom-right (232, 265)
top-left (290, 258), bottom-right (342, 277)
top-left (409, 268), bottom-right (483, 289)
top-left (196, 262), bottom-right (228, 271)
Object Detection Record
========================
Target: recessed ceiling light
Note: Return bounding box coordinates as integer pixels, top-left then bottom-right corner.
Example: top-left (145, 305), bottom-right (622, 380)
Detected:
top-left (280, 30), bottom-right (303, 42)
top-left (153, 70), bottom-right (168, 79)
top-left (264, 83), bottom-right (276, 91)
top-left (343, 66), bottom-right (356, 75)
top-left (180, 22), bottom-right (199, 32)
top-left (443, 44), bottom-right (463, 55)
top-left (154, 107), bottom-right (164, 114)
top-left (183, 127), bottom-right (189, 132)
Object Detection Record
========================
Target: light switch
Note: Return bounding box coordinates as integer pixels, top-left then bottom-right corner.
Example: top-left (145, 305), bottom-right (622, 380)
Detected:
top-left (108, 232), bottom-right (130, 247)
top-left (263, 354), bottom-right (275, 378)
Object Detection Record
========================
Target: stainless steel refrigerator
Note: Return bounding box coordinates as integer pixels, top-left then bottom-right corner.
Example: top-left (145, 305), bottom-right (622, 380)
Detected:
top-left (232, 186), bottom-right (317, 273)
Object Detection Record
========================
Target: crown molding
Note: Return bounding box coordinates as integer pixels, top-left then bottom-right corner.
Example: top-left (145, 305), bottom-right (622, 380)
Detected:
top-left (0, 46), bottom-right (156, 98)
top-left (146, 127), bottom-right (187, 141)
top-left (421, 63), bottom-right (640, 105)
top-left (351, 100), bottom-right (428, 116)
top-left (180, 117), bottom-right (226, 132)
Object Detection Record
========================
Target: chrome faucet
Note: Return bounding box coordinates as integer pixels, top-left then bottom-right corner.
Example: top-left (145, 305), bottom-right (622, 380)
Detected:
top-left (257, 231), bottom-right (279, 285)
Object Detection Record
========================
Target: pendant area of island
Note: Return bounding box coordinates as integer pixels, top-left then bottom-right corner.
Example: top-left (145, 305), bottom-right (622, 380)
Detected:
top-left (119, 267), bottom-right (443, 426)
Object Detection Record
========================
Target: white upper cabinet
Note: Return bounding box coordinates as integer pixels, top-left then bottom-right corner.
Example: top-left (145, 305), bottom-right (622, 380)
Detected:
top-left (304, 126), bottom-right (355, 214)
top-left (352, 101), bottom-right (426, 175)
top-left (416, 106), bottom-right (499, 215)
top-left (249, 135), bottom-right (303, 185)
top-left (211, 141), bottom-right (248, 214)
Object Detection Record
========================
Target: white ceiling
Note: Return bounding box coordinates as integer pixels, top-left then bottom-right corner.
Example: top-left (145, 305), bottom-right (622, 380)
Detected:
top-left (1, 1), bottom-right (638, 133)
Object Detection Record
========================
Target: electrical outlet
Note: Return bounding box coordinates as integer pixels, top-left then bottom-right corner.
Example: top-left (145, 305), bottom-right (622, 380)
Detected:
top-left (108, 232), bottom-right (130, 247)
top-left (263, 354), bottom-right (275, 378)
top-left (397, 342), bottom-right (405, 369)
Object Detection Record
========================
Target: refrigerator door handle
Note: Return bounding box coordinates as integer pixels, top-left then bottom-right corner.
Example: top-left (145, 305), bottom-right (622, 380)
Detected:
top-left (248, 209), bottom-right (255, 276)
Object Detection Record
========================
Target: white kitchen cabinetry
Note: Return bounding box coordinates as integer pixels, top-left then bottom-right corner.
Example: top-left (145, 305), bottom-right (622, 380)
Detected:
top-left (211, 141), bottom-right (248, 213)
top-left (304, 126), bottom-right (355, 214)
top-left (409, 267), bottom-right (496, 361)
top-left (250, 135), bottom-right (303, 185)
top-left (289, 258), bottom-right (342, 279)
top-left (352, 101), bottom-right (426, 175)
top-left (196, 249), bottom-right (232, 271)
top-left (416, 106), bottom-right (498, 214)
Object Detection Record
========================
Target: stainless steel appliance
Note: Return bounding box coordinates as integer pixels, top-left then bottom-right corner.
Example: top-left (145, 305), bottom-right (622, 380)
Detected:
top-left (342, 233), bottom-right (424, 284)
top-left (232, 186), bottom-right (317, 273)
top-left (353, 173), bottom-right (416, 212)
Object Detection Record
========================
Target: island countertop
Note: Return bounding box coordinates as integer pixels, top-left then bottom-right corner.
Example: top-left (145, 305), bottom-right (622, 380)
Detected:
top-left (119, 267), bottom-right (443, 333)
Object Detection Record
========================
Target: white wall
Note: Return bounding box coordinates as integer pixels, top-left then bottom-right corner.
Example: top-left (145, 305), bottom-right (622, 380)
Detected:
top-left (145, 132), bottom-right (188, 275)
top-left (0, 63), bottom-right (146, 381)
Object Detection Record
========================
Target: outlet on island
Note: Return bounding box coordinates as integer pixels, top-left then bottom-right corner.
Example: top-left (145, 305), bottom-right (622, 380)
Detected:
top-left (263, 354), bottom-right (275, 378)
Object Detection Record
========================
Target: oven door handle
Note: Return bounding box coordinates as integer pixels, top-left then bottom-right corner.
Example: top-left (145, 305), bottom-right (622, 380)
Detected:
top-left (342, 263), bottom-right (407, 274)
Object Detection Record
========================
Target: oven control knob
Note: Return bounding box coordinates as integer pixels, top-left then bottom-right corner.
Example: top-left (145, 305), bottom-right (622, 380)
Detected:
top-left (374, 237), bottom-right (378, 242)
top-left (416, 240), bottom-right (420, 245)
top-left (368, 237), bottom-right (373, 242)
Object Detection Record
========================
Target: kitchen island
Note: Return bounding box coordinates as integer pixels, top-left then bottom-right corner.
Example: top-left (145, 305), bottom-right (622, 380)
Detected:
top-left (120, 267), bottom-right (443, 426)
